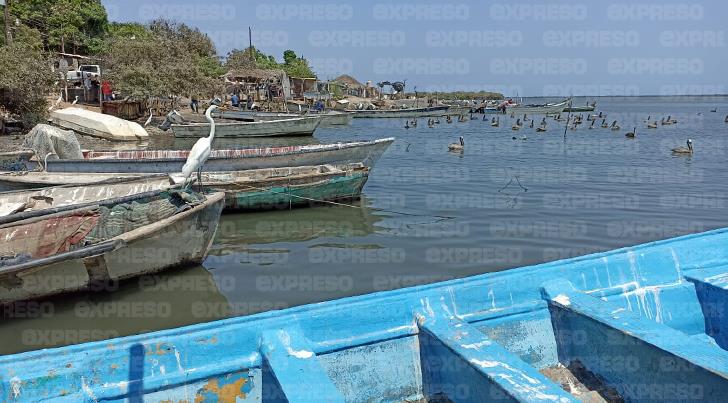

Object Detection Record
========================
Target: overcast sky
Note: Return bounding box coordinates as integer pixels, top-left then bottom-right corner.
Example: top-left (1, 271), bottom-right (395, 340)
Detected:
top-left (101, 0), bottom-right (727, 97)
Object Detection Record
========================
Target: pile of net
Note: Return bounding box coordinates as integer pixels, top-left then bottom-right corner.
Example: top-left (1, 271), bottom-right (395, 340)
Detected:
top-left (78, 190), bottom-right (205, 245)
top-left (0, 190), bottom-right (206, 268)
top-left (23, 124), bottom-right (83, 160)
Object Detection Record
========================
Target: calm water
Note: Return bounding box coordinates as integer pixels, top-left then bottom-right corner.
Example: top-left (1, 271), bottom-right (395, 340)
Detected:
top-left (3, 96), bottom-right (728, 355)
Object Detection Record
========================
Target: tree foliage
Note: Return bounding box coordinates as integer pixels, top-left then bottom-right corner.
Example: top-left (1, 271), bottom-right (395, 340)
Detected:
top-left (9, 0), bottom-right (108, 54)
top-left (0, 42), bottom-right (55, 125)
top-left (281, 49), bottom-right (316, 78)
top-left (225, 48), bottom-right (317, 78)
top-left (101, 19), bottom-right (224, 97)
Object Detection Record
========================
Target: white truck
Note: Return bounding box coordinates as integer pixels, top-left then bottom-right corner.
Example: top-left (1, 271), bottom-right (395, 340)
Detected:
top-left (66, 65), bottom-right (102, 85)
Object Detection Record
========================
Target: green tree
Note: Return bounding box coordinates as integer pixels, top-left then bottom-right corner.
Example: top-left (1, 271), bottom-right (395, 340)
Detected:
top-left (101, 20), bottom-right (223, 98)
top-left (283, 50), bottom-right (297, 65)
top-left (10, 0), bottom-right (107, 53)
top-left (0, 42), bottom-right (55, 125)
top-left (225, 47), bottom-right (279, 71)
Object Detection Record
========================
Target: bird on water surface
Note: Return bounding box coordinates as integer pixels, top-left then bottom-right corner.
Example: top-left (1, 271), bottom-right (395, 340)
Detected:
top-left (625, 127), bottom-right (636, 138)
top-left (448, 136), bottom-right (464, 152)
top-left (671, 139), bottom-right (694, 155)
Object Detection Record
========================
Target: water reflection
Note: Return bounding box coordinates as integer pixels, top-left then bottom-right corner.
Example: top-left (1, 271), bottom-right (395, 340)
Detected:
top-left (211, 196), bottom-right (384, 249)
top-left (0, 265), bottom-right (229, 355)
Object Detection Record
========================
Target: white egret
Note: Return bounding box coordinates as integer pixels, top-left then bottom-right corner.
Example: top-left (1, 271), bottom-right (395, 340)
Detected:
top-left (48, 93), bottom-right (63, 111)
top-left (143, 108), bottom-right (153, 127)
top-left (71, 96), bottom-right (79, 105)
top-left (171, 104), bottom-right (219, 187)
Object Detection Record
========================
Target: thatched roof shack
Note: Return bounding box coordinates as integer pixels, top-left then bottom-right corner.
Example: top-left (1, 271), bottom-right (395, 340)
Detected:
top-left (224, 68), bottom-right (287, 84)
top-left (331, 75), bottom-right (378, 98)
top-left (223, 68), bottom-right (291, 101)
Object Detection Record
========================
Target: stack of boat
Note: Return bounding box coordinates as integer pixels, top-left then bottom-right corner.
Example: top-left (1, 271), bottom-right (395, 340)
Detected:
top-left (0, 124), bottom-right (394, 304)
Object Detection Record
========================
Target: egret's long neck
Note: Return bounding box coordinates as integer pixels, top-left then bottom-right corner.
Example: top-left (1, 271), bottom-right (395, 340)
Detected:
top-left (205, 112), bottom-right (216, 142)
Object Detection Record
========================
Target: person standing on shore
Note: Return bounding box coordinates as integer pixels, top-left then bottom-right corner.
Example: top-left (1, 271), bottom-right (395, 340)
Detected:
top-left (101, 81), bottom-right (113, 101)
top-left (190, 95), bottom-right (199, 114)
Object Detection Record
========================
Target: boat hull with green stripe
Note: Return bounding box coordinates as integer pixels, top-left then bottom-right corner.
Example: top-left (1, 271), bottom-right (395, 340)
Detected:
top-left (205, 164), bottom-right (370, 211)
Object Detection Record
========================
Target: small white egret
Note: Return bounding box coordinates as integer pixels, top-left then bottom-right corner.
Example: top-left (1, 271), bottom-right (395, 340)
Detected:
top-left (171, 105), bottom-right (219, 187)
top-left (143, 109), bottom-right (153, 127)
top-left (71, 96), bottom-right (79, 105)
top-left (48, 93), bottom-right (63, 111)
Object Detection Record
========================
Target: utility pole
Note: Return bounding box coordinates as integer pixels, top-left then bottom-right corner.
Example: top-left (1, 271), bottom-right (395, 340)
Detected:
top-left (4, 0), bottom-right (12, 45)
top-left (248, 27), bottom-right (254, 62)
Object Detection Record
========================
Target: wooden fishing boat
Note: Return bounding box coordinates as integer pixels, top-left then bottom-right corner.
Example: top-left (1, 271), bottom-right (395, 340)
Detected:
top-left (0, 190), bottom-right (224, 304)
top-left (562, 104), bottom-right (596, 112)
top-left (486, 99), bottom-right (571, 115)
top-left (349, 105), bottom-right (449, 118)
top-left (206, 164), bottom-right (369, 211)
top-left (218, 110), bottom-right (353, 126)
top-left (0, 165), bottom-right (369, 212)
top-left (0, 175), bottom-right (170, 219)
top-left (4, 226), bottom-right (728, 401)
top-left (5, 138), bottom-right (394, 173)
top-left (50, 107), bottom-right (149, 141)
top-left (171, 116), bottom-right (321, 138)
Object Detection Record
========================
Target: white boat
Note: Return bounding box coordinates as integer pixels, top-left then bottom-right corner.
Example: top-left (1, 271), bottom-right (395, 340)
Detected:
top-left (50, 107), bottom-right (149, 141)
top-left (217, 110), bottom-right (353, 126)
top-left (7, 138), bottom-right (395, 173)
top-left (486, 99), bottom-right (571, 115)
top-left (171, 116), bottom-right (321, 138)
top-left (349, 106), bottom-right (450, 118)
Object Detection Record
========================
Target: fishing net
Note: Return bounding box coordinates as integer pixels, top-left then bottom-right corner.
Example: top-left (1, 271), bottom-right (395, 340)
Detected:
top-left (23, 124), bottom-right (83, 161)
top-left (78, 190), bottom-right (206, 245)
top-left (0, 190), bottom-right (206, 267)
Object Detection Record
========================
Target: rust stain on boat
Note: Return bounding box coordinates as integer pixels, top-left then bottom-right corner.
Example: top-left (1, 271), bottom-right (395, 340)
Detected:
top-left (194, 376), bottom-right (247, 403)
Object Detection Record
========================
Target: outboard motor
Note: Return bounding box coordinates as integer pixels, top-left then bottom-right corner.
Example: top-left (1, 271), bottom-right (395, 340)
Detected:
top-left (158, 110), bottom-right (186, 131)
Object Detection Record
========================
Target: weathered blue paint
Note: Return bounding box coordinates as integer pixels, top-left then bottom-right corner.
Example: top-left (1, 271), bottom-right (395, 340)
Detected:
top-left (4, 227), bottom-right (728, 401)
top-left (418, 306), bottom-right (575, 402)
top-left (542, 278), bottom-right (728, 401)
top-left (685, 266), bottom-right (728, 349)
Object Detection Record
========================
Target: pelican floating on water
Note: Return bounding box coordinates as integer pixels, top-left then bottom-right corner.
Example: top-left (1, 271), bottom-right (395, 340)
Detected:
top-left (671, 139), bottom-right (693, 155)
top-left (448, 136), bottom-right (465, 152)
top-left (625, 127), bottom-right (636, 138)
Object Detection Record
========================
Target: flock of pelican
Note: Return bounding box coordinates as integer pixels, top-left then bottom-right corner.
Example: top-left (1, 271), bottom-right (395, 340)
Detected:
top-left (439, 108), bottom-right (725, 155)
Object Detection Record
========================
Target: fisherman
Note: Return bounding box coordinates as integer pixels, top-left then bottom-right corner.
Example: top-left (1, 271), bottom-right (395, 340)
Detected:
top-left (231, 93), bottom-right (240, 109)
top-left (190, 95), bottom-right (199, 114)
top-left (101, 80), bottom-right (113, 101)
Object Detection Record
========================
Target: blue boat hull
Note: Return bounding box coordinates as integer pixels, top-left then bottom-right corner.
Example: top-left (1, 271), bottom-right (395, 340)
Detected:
top-left (3, 228), bottom-right (728, 401)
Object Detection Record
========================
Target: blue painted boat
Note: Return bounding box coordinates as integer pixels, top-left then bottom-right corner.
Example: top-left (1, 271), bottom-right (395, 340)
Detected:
top-left (3, 228), bottom-right (728, 401)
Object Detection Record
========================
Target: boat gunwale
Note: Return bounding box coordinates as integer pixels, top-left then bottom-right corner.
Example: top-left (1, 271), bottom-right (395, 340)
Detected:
top-left (4, 223), bottom-right (727, 364)
top-left (39, 138), bottom-right (396, 164)
top-left (171, 116), bottom-right (321, 128)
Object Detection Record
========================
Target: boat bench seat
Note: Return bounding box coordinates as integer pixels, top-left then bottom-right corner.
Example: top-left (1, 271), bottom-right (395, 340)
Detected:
top-left (542, 278), bottom-right (728, 401)
top-left (684, 265), bottom-right (728, 350)
top-left (417, 305), bottom-right (577, 402)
